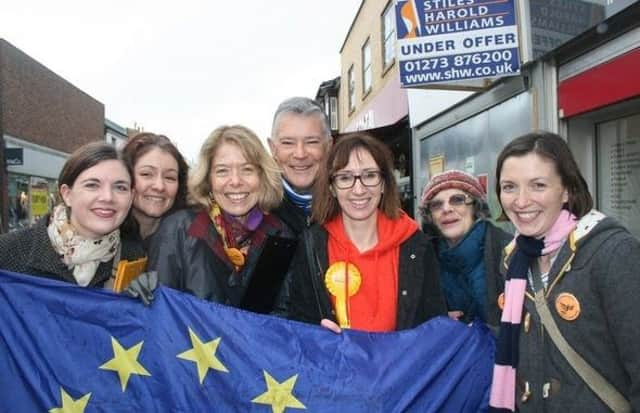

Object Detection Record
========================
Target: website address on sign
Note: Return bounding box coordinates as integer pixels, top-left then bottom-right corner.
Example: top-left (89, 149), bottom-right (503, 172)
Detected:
top-left (402, 61), bottom-right (517, 84)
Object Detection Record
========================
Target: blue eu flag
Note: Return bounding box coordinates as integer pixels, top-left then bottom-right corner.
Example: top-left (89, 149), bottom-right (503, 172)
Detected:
top-left (0, 269), bottom-right (493, 412)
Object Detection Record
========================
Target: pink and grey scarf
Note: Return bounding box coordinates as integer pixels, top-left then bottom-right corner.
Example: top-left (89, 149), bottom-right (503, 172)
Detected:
top-left (489, 209), bottom-right (576, 411)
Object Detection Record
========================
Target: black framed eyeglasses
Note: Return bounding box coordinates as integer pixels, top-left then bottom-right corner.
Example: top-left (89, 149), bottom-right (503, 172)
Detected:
top-left (331, 171), bottom-right (383, 189)
top-left (426, 193), bottom-right (473, 212)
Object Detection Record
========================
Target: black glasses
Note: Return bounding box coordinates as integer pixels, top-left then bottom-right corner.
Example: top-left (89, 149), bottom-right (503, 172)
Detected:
top-left (331, 171), bottom-right (383, 189)
top-left (426, 193), bottom-right (473, 212)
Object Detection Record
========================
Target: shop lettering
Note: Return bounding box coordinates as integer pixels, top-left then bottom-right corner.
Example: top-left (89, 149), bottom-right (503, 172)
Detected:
top-left (423, 0), bottom-right (474, 10)
top-left (424, 15), bottom-right (504, 35)
top-left (462, 33), bottom-right (516, 48)
top-left (400, 40), bottom-right (455, 56)
top-left (424, 6), bottom-right (488, 22)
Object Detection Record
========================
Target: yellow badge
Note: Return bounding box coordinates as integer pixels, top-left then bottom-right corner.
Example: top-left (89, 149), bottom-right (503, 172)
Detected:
top-left (225, 247), bottom-right (245, 268)
top-left (497, 293), bottom-right (505, 310)
top-left (555, 292), bottom-right (581, 321)
top-left (324, 261), bottom-right (362, 329)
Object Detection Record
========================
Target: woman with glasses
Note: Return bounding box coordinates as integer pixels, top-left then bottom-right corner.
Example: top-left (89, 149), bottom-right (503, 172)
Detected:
top-left (287, 133), bottom-right (446, 332)
top-left (420, 170), bottom-right (511, 327)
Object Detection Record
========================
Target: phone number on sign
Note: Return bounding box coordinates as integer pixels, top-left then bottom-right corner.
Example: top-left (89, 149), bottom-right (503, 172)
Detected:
top-left (403, 50), bottom-right (514, 72)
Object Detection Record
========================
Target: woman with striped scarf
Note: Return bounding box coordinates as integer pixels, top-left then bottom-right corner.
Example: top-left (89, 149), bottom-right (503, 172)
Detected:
top-left (489, 131), bottom-right (639, 413)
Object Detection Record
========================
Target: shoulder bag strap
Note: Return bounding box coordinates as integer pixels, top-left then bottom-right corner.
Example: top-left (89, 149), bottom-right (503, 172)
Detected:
top-left (532, 272), bottom-right (631, 413)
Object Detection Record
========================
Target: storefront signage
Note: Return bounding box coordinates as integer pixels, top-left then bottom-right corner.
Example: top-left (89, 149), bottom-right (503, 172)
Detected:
top-left (395, 0), bottom-right (521, 88)
top-left (4, 148), bottom-right (24, 166)
top-left (29, 177), bottom-right (50, 220)
top-left (354, 110), bottom-right (376, 131)
top-left (428, 154), bottom-right (445, 177)
top-left (597, 116), bottom-right (640, 238)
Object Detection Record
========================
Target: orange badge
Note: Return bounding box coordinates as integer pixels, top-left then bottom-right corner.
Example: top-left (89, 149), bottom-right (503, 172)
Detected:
top-left (497, 293), bottom-right (505, 310)
top-left (555, 293), bottom-right (581, 321)
top-left (224, 247), bottom-right (245, 268)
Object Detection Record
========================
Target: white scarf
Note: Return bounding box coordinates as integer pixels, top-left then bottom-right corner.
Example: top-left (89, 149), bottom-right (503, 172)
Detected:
top-left (47, 204), bottom-right (120, 286)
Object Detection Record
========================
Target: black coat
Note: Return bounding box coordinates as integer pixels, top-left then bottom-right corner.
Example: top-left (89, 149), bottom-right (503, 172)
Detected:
top-left (0, 215), bottom-right (144, 287)
top-left (148, 208), bottom-right (295, 308)
top-left (272, 196), bottom-right (310, 237)
top-left (287, 224), bottom-right (447, 330)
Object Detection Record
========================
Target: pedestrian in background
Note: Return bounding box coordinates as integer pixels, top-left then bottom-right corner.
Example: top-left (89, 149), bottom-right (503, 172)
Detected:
top-left (420, 170), bottom-right (511, 327)
top-left (489, 131), bottom-right (640, 412)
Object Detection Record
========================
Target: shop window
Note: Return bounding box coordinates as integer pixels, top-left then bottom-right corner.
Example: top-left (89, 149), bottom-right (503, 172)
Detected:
top-left (348, 65), bottom-right (356, 113)
top-left (362, 39), bottom-right (372, 95)
top-left (382, 3), bottom-right (396, 70)
top-left (596, 113), bottom-right (640, 238)
top-left (329, 96), bottom-right (339, 131)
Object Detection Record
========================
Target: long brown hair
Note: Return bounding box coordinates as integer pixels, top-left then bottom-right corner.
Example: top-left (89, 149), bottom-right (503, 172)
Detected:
top-left (312, 133), bottom-right (401, 224)
top-left (122, 132), bottom-right (189, 211)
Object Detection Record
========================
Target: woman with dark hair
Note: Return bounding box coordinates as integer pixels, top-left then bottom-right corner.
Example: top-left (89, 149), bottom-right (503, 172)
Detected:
top-left (287, 133), bottom-right (446, 332)
top-left (420, 170), bottom-right (511, 326)
top-left (0, 142), bottom-right (144, 287)
top-left (489, 131), bottom-right (640, 413)
top-left (148, 125), bottom-right (295, 309)
top-left (121, 132), bottom-right (189, 249)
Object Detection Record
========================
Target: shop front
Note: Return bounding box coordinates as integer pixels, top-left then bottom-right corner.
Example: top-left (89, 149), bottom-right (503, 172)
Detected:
top-left (4, 135), bottom-right (67, 231)
top-left (558, 20), bottom-right (640, 238)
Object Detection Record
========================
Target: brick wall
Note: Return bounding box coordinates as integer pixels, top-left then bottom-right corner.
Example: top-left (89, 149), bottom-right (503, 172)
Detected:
top-left (0, 39), bottom-right (104, 154)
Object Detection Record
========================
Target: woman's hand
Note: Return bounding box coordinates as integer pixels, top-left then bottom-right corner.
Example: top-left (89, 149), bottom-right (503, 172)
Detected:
top-left (448, 310), bottom-right (464, 321)
top-left (320, 318), bottom-right (342, 334)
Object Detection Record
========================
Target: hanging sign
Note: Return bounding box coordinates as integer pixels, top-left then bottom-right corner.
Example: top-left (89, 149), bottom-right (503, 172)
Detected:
top-left (395, 0), bottom-right (521, 89)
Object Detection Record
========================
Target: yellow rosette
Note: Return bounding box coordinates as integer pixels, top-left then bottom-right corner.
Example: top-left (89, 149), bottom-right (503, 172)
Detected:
top-left (324, 261), bottom-right (361, 328)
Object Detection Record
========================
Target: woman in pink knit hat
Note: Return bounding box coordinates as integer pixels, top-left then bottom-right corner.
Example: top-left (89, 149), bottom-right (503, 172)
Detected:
top-left (420, 170), bottom-right (511, 328)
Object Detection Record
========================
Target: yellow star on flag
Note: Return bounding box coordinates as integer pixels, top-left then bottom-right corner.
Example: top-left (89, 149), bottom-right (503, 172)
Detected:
top-left (177, 327), bottom-right (229, 384)
top-left (49, 387), bottom-right (91, 413)
top-left (99, 337), bottom-right (151, 391)
top-left (252, 371), bottom-right (306, 413)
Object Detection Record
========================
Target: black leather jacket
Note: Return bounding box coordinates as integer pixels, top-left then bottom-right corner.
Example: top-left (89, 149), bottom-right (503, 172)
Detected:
top-left (287, 224), bottom-right (447, 330)
top-left (148, 208), bottom-right (295, 308)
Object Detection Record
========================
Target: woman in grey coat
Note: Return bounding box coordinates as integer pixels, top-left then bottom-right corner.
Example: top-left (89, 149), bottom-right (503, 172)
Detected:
top-left (489, 131), bottom-right (640, 413)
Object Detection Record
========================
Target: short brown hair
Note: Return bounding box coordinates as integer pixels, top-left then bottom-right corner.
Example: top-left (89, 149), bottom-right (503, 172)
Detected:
top-left (189, 125), bottom-right (283, 212)
top-left (495, 131), bottom-right (593, 220)
top-left (312, 133), bottom-right (401, 224)
top-left (122, 132), bottom-right (189, 211)
top-left (57, 141), bottom-right (131, 203)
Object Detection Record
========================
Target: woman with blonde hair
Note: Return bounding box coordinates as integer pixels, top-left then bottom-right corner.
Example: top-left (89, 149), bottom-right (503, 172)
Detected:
top-left (148, 125), bottom-right (295, 310)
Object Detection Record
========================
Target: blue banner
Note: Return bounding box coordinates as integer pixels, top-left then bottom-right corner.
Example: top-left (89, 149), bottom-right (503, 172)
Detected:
top-left (0, 269), bottom-right (494, 412)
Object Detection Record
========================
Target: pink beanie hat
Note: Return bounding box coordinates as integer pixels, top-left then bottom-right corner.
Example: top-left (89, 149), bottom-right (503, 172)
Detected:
top-left (421, 170), bottom-right (486, 206)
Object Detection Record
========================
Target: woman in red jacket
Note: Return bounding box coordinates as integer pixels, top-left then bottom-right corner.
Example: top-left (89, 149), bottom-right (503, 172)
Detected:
top-left (287, 133), bottom-right (446, 332)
